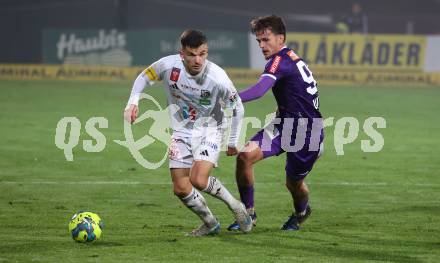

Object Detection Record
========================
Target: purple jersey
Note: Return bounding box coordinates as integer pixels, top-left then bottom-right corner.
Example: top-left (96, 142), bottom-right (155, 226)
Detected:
top-left (263, 47), bottom-right (321, 119)
top-left (239, 47), bottom-right (325, 181)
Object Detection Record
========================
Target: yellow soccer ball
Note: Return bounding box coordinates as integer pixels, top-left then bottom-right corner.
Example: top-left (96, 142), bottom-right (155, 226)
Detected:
top-left (68, 211), bottom-right (104, 243)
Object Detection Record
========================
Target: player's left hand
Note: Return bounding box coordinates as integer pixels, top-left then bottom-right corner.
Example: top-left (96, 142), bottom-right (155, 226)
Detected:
top-left (226, 146), bottom-right (238, 156)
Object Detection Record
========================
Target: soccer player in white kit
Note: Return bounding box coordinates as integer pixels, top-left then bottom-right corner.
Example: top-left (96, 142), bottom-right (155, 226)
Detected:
top-left (123, 29), bottom-right (252, 236)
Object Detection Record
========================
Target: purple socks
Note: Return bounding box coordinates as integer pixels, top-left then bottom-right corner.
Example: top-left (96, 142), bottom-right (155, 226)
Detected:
top-left (294, 199), bottom-right (308, 214)
top-left (238, 185), bottom-right (254, 209)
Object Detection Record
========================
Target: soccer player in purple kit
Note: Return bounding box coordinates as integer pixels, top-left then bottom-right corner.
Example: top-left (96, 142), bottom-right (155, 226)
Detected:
top-left (228, 15), bottom-right (324, 231)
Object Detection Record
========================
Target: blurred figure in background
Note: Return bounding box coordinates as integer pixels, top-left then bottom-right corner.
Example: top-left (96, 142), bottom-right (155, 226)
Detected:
top-left (336, 2), bottom-right (368, 34)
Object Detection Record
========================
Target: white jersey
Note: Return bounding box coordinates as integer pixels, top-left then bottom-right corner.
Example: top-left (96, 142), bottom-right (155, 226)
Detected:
top-left (126, 54), bottom-right (244, 147)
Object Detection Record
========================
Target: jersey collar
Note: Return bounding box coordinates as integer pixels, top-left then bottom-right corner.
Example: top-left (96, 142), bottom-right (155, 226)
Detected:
top-left (268, 46), bottom-right (288, 59)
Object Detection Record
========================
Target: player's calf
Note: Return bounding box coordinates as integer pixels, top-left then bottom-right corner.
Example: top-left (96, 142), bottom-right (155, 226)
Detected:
top-left (178, 188), bottom-right (218, 228)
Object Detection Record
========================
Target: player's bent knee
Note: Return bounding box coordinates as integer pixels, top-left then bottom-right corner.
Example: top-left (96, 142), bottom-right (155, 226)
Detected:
top-left (237, 142), bottom-right (263, 165)
top-left (173, 186), bottom-right (191, 198)
top-left (189, 174), bottom-right (208, 191)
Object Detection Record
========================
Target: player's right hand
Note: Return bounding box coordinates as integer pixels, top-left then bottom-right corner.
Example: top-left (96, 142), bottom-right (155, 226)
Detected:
top-left (226, 146), bottom-right (239, 156)
top-left (124, 104), bottom-right (138, 124)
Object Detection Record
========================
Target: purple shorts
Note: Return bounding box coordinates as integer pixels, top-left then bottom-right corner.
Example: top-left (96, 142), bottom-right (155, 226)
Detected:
top-left (250, 115), bottom-right (324, 181)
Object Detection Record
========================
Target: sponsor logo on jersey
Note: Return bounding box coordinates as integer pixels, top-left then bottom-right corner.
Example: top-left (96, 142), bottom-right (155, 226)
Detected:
top-left (144, 66), bottom-right (159, 81)
top-left (269, 55), bottom-right (282, 74)
top-left (199, 99), bottom-right (211, 105)
top-left (170, 83), bottom-right (179, 90)
top-left (199, 90), bottom-right (211, 105)
top-left (200, 89), bottom-right (211, 98)
top-left (170, 67), bottom-right (181, 82)
top-left (180, 84), bottom-right (199, 92)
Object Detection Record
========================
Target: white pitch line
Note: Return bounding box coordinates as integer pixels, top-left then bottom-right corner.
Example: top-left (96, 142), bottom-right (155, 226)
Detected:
top-left (0, 181), bottom-right (439, 187)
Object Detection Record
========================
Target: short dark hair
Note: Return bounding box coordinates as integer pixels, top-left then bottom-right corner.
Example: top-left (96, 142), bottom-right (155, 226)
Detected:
top-left (250, 15), bottom-right (286, 40)
top-left (180, 29), bottom-right (207, 48)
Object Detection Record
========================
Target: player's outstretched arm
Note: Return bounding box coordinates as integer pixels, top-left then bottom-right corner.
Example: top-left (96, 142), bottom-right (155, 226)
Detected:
top-left (123, 69), bottom-right (154, 124)
top-left (238, 75), bottom-right (275, 102)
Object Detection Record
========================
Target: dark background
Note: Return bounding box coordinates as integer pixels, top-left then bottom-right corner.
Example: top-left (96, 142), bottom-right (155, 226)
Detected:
top-left (1, 0), bottom-right (439, 63)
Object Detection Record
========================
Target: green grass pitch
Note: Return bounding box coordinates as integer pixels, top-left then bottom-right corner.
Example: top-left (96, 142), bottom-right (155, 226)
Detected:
top-left (1, 80), bottom-right (439, 262)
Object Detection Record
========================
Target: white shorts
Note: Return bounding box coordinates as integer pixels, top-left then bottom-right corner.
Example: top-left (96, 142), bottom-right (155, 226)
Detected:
top-left (168, 135), bottom-right (221, 169)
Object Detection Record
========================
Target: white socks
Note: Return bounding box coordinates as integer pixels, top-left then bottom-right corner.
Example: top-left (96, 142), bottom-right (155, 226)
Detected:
top-left (202, 176), bottom-right (239, 210)
top-left (179, 177), bottom-right (240, 227)
top-left (180, 188), bottom-right (217, 226)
